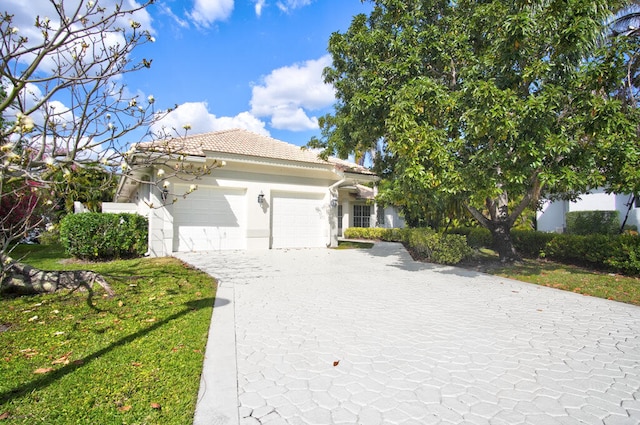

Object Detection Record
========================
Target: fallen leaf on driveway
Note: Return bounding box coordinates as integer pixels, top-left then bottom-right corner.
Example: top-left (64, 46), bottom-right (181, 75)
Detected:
top-left (333, 361), bottom-right (340, 367)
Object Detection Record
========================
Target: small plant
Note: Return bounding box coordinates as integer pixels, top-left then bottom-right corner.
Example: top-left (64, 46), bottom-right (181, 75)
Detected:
top-left (59, 213), bottom-right (148, 260)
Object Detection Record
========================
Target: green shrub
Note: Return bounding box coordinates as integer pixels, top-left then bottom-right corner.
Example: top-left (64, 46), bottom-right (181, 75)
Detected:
top-left (566, 210), bottom-right (620, 235)
top-left (60, 212), bottom-right (148, 260)
top-left (345, 227), bottom-right (471, 265)
top-left (511, 230), bottom-right (555, 257)
top-left (38, 224), bottom-right (60, 245)
top-left (539, 232), bottom-right (640, 275)
top-left (343, 227), bottom-right (408, 241)
top-left (450, 227), bottom-right (493, 248)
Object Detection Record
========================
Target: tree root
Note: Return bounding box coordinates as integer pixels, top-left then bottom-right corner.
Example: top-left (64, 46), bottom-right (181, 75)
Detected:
top-left (1, 261), bottom-right (115, 297)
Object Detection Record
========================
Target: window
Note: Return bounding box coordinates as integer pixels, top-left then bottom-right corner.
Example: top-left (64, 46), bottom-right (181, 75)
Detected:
top-left (354, 205), bottom-right (371, 228)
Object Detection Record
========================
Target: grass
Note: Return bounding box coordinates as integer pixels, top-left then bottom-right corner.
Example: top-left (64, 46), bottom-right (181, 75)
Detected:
top-left (0, 245), bottom-right (216, 424)
top-left (335, 240), bottom-right (375, 249)
top-left (467, 249), bottom-right (640, 306)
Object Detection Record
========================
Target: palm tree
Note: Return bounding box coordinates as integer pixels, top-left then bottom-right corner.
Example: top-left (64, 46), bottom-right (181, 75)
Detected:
top-left (611, 2), bottom-right (640, 36)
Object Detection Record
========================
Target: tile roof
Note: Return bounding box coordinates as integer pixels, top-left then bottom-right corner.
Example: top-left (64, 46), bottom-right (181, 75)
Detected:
top-left (137, 128), bottom-right (376, 176)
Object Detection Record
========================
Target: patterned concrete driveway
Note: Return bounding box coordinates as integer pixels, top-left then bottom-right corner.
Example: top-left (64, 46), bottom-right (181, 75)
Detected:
top-left (177, 242), bottom-right (640, 425)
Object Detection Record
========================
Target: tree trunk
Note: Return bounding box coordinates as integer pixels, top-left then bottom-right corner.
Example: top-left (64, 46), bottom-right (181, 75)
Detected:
top-left (1, 260), bottom-right (114, 296)
top-left (488, 221), bottom-right (519, 262)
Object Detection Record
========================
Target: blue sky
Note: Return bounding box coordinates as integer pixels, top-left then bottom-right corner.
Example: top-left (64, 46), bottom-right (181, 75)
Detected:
top-left (124, 0), bottom-right (373, 146)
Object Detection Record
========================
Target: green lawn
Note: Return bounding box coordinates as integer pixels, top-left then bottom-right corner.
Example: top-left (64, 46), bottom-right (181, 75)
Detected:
top-left (463, 248), bottom-right (640, 306)
top-left (0, 245), bottom-right (216, 424)
top-left (488, 258), bottom-right (640, 306)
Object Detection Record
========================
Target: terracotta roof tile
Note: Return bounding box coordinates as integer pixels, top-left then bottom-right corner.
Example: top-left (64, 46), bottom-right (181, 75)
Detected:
top-left (137, 129), bottom-right (376, 176)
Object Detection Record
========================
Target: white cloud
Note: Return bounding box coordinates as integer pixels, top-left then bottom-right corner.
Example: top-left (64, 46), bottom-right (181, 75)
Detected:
top-left (151, 102), bottom-right (269, 136)
top-left (187, 0), bottom-right (234, 28)
top-left (253, 0), bottom-right (266, 17)
top-left (250, 55), bottom-right (334, 131)
top-left (4, 0), bottom-right (154, 75)
top-left (276, 0), bottom-right (313, 13)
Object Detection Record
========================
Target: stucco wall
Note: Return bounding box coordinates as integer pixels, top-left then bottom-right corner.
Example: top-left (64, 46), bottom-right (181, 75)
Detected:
top-left (537, 189), bottom-right (640, 232)
top-left (144, 162), bottom-right (337, 256)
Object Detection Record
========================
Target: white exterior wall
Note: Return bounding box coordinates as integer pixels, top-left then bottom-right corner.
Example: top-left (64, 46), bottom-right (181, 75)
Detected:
top-left (537, 189), bottom-right (640, 232)
top-left (101, 202), bottom-right (139, 214)
top-left (144, 162), bottom-right (335, 256)
top-left (382, 206), bottom-right (406, 229)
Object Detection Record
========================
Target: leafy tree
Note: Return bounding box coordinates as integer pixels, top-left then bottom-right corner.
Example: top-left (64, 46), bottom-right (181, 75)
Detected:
top-left (0, 1), bottom-right (211, 293)
top-left (312, 0), bottom-right (639, 260)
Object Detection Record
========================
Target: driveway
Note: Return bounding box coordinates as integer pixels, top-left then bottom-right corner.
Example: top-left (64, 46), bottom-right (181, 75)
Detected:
top-left (176, 242), bottom-right (640, 425)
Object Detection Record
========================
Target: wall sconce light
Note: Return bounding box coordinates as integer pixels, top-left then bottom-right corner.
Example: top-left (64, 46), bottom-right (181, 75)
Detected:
top-left (257, 191), bottom-right (265, 205)
top-left (161, 188), bottom-right (169, 202)
top-left (330, 195), bottom-right (338, 208)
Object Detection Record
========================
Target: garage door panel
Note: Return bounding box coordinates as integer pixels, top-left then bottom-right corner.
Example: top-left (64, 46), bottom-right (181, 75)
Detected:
top-left (272, 192), bottom-right (327, 249)
top-left (173, 185), bottom-right (246, 251)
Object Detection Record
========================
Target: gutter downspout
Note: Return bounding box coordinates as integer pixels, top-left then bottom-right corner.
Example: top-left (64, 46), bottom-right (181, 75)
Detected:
top-left (328, 177), bottom-right (348, 248)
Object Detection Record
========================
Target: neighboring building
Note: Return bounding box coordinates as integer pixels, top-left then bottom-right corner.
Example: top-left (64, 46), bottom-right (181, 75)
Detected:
top-left (107, 129), bottom-right (402, 256)
top-left (536, 188), bottom-right (639, 232)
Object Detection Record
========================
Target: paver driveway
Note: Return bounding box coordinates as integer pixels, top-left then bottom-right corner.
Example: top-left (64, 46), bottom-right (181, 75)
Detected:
top-left (176, 242), bottom-right (640, 425)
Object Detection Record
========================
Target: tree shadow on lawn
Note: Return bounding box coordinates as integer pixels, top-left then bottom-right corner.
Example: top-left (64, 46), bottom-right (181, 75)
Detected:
top-left (0, 296), bottom-right (223, 405)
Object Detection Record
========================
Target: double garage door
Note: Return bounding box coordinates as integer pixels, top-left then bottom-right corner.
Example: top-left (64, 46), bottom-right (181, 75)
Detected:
top-left (173, 186), bottom-right (327, 251)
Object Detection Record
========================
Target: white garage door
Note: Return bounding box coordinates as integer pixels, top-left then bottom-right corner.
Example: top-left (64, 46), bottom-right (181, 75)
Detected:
top-left (173, 185), bottom-right (246, 251)
top-left (271, 192), bottom-right (327, 248)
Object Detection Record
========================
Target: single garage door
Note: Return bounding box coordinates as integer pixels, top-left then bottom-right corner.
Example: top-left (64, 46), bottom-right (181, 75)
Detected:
top-left (173, 185), bottom-right (246, 251)
top-left (271, 192), bottom-right (327, 248)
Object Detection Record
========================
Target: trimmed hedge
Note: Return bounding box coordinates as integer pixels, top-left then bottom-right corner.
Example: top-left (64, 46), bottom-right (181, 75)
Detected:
top-left (449, 227), bottom-right (493, 248)
top-left (566, 210), bottom-right (619, 235)
top-left (344, 227), bottom-right (472, 265)
top-left (60, 212), bottom-right (148, 260)
top-left (452, 226), bottom-right (640, 275)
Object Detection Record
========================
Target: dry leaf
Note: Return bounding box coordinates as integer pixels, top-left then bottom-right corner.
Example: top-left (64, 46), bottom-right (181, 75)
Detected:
top-left (20, 348), bottom-right (38, 358)
top-left (333, 361), bottom-right (340, 367)
top-left (0, 411), bottom-right (10, 420)
top-left (131, 362), bottom-right (142, 367)
top-left (52, 352), bottom-right (72, 365)
top-left (150, 403), bottom-right (161, 410)
top-left (118, 405), bottom-right (132, 412)
top-left (33, 367), bottom-right (54, 374)
top-left (28, 315), bottom-right (39, 322)
top-left (118, 301), bottom-right (124, 307)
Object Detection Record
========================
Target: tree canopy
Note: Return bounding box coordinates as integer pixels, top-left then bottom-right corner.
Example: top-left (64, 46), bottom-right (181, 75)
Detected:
top-left (312, 0), bottom-right (640, 260)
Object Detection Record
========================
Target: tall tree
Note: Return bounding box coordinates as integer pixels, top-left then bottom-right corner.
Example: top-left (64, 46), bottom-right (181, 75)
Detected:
top-left (313, 0), bottom-right (639, 260)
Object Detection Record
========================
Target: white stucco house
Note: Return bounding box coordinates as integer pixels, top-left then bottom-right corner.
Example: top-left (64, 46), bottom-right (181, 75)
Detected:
top-left (106, 129), bottom-right (402, 256)
top-left (536, 188), bottom-right (639, 232)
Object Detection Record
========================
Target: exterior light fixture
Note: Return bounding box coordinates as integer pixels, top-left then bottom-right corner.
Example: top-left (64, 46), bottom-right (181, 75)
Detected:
top-left (161, 188), bottom-right (169, 202)
top-left (257, 191), bottom-right (265, 205)
top-left (330, 196), bottom-right (338, 208)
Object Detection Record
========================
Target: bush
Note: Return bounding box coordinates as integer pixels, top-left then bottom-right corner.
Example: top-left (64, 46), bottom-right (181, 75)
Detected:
top-left (511, 230), bottom-right (555, 257)
top-left (60, 213), bottom-right (148, 260)
top-left (345, 227), bottom-right (471, 265)
top-left (450, 227), bottom-right (492, 248)
top-left (38, 224), bottom-right (60, 245)
top-left (566, 210), bottom-right (620, 235)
